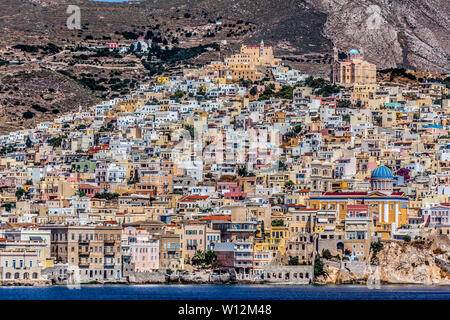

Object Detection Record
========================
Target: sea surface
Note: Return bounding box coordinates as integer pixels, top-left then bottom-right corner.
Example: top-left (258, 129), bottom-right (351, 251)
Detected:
top-left (0, 284), bottom-right (449, 300)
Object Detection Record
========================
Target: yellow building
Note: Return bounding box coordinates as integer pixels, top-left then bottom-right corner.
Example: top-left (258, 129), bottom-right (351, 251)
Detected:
top-left (157, 76), bottom-right (169, 84)
top-left (266, 225), bottom-right (290, 254)
top-left (309, 166), bottom-right (409, 239)
top-left (252, 242), bottom-right (273, 277)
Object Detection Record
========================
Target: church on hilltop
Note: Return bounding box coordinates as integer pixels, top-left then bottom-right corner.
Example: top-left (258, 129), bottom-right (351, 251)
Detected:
top-left (331, 48), bottom-right (377, 86)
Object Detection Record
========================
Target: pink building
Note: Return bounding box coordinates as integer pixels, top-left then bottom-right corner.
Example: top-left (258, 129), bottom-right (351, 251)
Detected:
top-left (423, 204), bottom-right (450, 227)
top-left (218, 182), bottom-right (246, 201)
top-left (122, 227), bottom-right (159, 272)
top-left (217, 181), bottom-right (238, 193)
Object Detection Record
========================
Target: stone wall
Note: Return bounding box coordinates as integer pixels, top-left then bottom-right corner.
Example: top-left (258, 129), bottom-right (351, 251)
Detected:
top-left (127, 271), bottom-right (166, 284)
top-left (0, 279), bottom-right (51, 286)
top-left (263, 265), bottom-right (313, 284)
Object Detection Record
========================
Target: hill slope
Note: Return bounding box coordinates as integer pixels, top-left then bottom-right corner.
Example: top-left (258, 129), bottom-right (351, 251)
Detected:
top-left (0, 0), bottom-right (448, 71)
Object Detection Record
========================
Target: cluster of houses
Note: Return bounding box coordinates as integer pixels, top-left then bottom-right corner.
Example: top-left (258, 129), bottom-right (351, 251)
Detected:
top-left (0, 43), bottom-right (449, 284)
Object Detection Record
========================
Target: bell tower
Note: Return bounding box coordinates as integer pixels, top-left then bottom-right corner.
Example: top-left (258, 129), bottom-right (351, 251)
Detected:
top-left (260, 40), bottom-right (264, 59)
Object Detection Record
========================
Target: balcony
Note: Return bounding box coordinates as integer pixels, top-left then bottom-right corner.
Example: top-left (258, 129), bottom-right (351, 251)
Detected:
top-left (78, 239), bottom-right (89, 244)
top-left (78, 262), bottom-right (90, 267)
top-left (227, 227), bottom-right (256, 232)
top-left (234, 262), bottom-right (252, 268)
top-left (104, 239), bottom-right (115, 245)
top-left (104, 261), bottom-right (115, 267)
top-left (104, 251), bottom-right (115, 256)
top-left (235, 255), bottom-right (252, 261)
top-left (78, 250), bottom-right (90, 256)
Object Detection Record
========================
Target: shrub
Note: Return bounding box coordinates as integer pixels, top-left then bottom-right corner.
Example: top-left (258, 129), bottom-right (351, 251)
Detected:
top-left (322, 249), bottom-right (332, 260)
top-left (314, 255), bottom-right (325, 277)
top-left (403, 235), bottom-right (411, 242)
top-left (31, 104), bottom-right (48, 113)
top-left (370, 240), bottom-right (383, 263)
top-left (433, 248), bottom-right (447, 255)
top-left (23, 111), bottom-right (35, 119)
top-left (271, 219), bottom-right (284, 227)
top-left (288, 256), bottom-right (299, 265)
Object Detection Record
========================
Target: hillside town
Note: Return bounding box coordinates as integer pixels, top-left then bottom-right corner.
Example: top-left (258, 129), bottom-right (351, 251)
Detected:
top-left (0, 41), bottom-right (449, 286)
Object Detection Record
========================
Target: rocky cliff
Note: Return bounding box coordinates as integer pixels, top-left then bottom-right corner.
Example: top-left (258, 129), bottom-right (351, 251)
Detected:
top-left (309, 0), bottom-right (449, 73)
top-left (316, 237), bottom-right (450, 285)
top-left (1, 0), bottom-right (448, 72)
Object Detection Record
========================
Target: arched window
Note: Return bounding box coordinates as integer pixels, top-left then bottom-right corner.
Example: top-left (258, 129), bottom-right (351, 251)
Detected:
top-left (23, 272), bottom-right (29, 279)
top-left (14, 272), bottom-right (20, 279)
top-left (5, 272), bottom-right (11, 279)
top-left (32, 272), bottom-right (38, 279)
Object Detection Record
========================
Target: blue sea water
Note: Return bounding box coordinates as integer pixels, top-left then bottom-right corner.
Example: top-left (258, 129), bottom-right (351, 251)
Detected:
top-left (0, 285), bottom-right (449, 300)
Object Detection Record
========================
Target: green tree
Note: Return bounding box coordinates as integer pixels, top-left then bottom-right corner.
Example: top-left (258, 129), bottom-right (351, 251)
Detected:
top-left (288, 256), bottom-right (299, 265)
top-left (370, 239), bottom-right (384, 263)
top-left (314, 255), bottom-right (325, 277)
top-left (204, 250), bottom-right (217, 265)
top-left (403, 235), bottom-right (411, 242)
top-left (322, 249), bottom-right (332, 260)
top-left (48, 135), bottom-right (67, 148)
top-left (15, 188), bottom-right (27, 200)
top-left (337, 100), bottom-right (351, 108)
top-left (237, 167), bottom-right (248, 177)
top-left (184, 125), bottom-right (195, 138)
top-left (25, 137), bottom-right (33, 148)
top-left (271, 219), bottom-right (284, 227)
top-left (133, 168), bottom-right (140, 183)
top-left (249, 86), bottom-right (258, 96)
top-left (93, 192), bottom-right (119, 200)
top-left (170, 90), bottom-right (185, 102)
top-left (285, 180), bottom-right (294, 189)
top-left (292, 125), bottom-right (302, 134)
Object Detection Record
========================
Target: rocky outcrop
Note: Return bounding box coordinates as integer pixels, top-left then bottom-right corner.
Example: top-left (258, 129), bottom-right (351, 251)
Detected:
top-left (0, 280), bottom-right (52, 286)
top-left (374, 240), bottom-right (449, 285)
top-left (315, 239), bottom-right (450, 285)
top-left (307, 0), bottom-right (450, 72)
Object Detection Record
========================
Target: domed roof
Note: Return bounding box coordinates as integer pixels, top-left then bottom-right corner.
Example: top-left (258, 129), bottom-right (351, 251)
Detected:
top-left (371, 166), bottom-right (393, 179)
top-left (348, 49), bottom-right (360, 55)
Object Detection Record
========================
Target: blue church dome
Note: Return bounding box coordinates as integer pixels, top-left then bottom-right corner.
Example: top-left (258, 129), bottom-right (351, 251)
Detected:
top-left (348, 49), bottom-right (360, 55)
top-left (371, 166), bottom-right (393, 179)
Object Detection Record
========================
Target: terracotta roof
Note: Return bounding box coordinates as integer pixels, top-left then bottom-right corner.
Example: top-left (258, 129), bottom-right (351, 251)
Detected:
top-left (181, 195), bottom-right (210, 202)
top-left (322, 192), bottom-right (368, 196)
top-left (199, 215), bottom-right (231, 221)
top-left (79, 184), bottom-right (100, 188)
